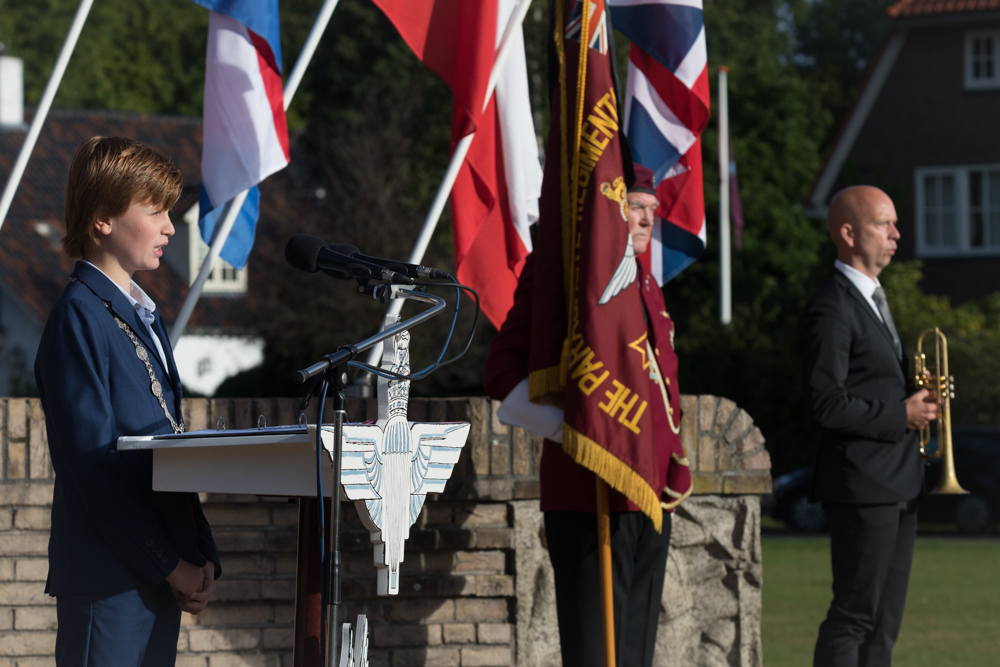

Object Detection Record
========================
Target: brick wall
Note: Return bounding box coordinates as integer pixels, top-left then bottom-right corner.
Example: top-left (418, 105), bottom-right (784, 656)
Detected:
top-left (0, 395), bottom-right (770, 666)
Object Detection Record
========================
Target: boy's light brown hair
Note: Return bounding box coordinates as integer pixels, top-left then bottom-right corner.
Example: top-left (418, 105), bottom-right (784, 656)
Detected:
top-left (62, 136), bottom-right (183, 258)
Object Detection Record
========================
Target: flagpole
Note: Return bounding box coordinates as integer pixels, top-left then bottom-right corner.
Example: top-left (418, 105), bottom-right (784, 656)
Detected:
top-left (361, 0), bottom-right (534, 367)
top-left (169, 0), bottom-right (342, 346)
top-left (0, 0), bottom-right (95, 235)
top-left (717, 67), bottom-right (732, 325)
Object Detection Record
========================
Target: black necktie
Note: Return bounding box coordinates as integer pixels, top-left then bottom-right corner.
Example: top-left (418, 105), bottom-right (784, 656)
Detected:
top-left (872, 286), bottom-right (903, 359)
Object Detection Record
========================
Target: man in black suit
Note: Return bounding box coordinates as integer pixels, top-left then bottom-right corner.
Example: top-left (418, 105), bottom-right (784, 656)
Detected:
top-left (801, 185), bottom-right (938, 667)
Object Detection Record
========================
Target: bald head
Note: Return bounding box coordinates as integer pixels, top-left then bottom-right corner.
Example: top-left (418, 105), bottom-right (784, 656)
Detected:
top-left (827, 186), bottom-right (899, 279)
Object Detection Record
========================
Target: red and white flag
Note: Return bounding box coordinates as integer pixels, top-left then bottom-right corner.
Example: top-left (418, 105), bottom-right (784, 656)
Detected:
top-left (373, 0), bottom-right (542, 328)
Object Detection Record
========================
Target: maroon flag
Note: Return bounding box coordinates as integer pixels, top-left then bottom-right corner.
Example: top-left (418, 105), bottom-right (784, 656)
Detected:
top-left (527, 0), bottom-right (664, 530)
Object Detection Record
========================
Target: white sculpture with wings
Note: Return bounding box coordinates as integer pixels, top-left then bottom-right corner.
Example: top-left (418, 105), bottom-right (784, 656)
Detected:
top-left (328, 318), bottom-right (470, 596)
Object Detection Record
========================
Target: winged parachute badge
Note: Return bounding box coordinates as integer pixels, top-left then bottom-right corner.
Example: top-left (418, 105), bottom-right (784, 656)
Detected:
top-left (334, 317), bottom-right (470, 595)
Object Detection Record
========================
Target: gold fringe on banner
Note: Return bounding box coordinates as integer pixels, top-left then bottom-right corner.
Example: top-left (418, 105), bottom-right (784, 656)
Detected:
top-left (563, 425), bottom-right (664, 533)
top-left (529, 366), bottom-right (565, 402)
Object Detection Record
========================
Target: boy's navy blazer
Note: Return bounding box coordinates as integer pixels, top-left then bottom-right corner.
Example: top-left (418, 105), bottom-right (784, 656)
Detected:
top-left (35, 262), bottom-right (220, 596)
top-left (800, 269), bottom-right (923, 505)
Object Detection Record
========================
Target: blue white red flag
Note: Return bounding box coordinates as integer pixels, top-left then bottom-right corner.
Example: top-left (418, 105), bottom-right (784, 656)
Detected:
top-left (192, 0), bottom-right (290, 270)
top-left (610, 0), bottom-right (710, 285)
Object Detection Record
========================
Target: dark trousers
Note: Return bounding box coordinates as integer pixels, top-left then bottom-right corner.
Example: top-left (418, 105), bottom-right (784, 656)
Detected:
top-left (55, 581), bottom-right (182, 667)
top-left (545, 510), bottom-right (672, 667)
top-left (814, 500), bottom-right (918, 667)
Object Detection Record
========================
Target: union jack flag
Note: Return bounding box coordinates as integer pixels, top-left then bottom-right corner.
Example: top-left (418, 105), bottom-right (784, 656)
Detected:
top-left (610, 0), bottom-right (710, 285)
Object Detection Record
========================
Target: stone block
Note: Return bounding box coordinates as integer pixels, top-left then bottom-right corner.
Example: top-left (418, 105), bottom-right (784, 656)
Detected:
top-left (197, 603), bottom-right (272, 627)
top-left (489, 400), bottom-right (509, 435)
top-left (467, 399), bottom-right (490, 477)
top-left (393, 647), bottom-right (460, 667)
top-left (455, 504), bottom-right (507, 527)
top-left (205, 654), bottom-right (279, 667)
top-left (511, 428), bottom-right (530, 476)
top-left (271, 505), bottom-right (298, 528)
top-left (212, 531), bottom-right (265, 553)
top-left (7, 401), bottom-right (26, 440)
top-left (735, 427), bottom-right (766, 455)
top-left (460, 645), bottom-right (513, 666)
top-left (0, 511), bottom-right (11, 532)
top-left (0, 609), bottom-right (9, 631)
top-left (477, 623), bottom-right (511, 644)
top-left (261, 579), bottom-right (295, 601)
top-left (13, 508), bottom-right (50, 531)
top-left (490, 436), bottom-right (510, 476)
top-left (0, 535), bottom-right (48, 557)
top-left (175, 656), bottom-right (207, 667)
top-left (203, 505), bottom-right (270, 527)
top-left (0, 485), bottom-right (53, 507)
top-left (454, 599), bottom-right (508, 623)
top-left (724, 409), bottom-right (753, 444)
top-left (475, 575), bottom-right (514, 598)
top-left (512, 480), bottom-right (539, 500)
top-left (473, 480), bottom-right (512, 501)
top-left (475, 528), bottom-right (511, 550)
top-left (429, 399), bottom-right (449, 422)
top-left (12, 607), bottom-right (56, 632)
top-left (738, 448), bottom-right (772, 472)
top-left (443, 622), bottom-right (476, 644)
top-left (454, 551), bottom-right (505, 574)
top-left (6, 441), bottom-right (25, 480)
top-left (187, 628), bottom-right (261, 651)
top-left (690, 472), bottom-right (722, 495)
top-left (386, 599), bottom-right (454, 623)
top-left (679, 397), bottom-right (697, 463)
top-left (697, 396), bottom-right (716, 435)
top-left (262, 627), bottom-right (293, 650)
top-left (218, 555), bottom-right (272, 576)
top-left (210, 399), bottom-right (232, 430)
top-left (713, 397), bottom-right (737, 436)
top-left (0, 631), bottom-right (56, 656)
top-left (372, 624), bottom-right (442, 647)
top-left (722, 472), bottom-right (772, 495)
top-left (211, 579), bottom-right (262, 602)
top-left (28, 400), bottom-right (48, 480)
top-left (0, 560), bottom-right (11, 581)
top-left (13, 559), bottom-right (48, 582)
top-left (183, 398), bottom-right (209, 432)
top-left (697, 435), bottom-right (716, 472)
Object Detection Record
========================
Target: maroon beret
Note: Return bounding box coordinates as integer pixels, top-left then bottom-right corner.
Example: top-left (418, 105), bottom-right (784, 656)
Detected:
top-left (629, 163), bottom-right (656, 194)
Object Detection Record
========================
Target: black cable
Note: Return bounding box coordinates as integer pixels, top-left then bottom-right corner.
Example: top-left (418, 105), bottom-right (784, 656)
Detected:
top-left (348, 280), bottom-right (481, 381)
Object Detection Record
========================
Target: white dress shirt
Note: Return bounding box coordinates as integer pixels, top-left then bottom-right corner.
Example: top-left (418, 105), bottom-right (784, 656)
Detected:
top-left (83, 261), bottom-right (171, 376)
top-left (834, 259), bottom-right (885, 325)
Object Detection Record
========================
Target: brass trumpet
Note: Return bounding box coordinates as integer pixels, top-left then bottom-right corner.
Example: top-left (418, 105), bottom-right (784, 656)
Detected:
top-left (913, 328), bottom-right (968, 495)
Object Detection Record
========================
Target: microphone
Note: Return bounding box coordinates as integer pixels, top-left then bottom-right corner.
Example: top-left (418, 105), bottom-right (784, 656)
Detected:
top-left (351, 251), bottom-right (451, 280)
top-left (285, 235), bottom-right (414, 285)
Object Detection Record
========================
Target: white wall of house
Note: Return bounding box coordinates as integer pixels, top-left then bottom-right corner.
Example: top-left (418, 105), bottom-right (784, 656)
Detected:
top-left (173, 334), bottom-right (264, 397)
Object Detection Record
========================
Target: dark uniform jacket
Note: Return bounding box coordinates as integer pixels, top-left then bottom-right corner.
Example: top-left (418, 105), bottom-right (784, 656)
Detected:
top-left (35, 261), bottom-right (220, 596)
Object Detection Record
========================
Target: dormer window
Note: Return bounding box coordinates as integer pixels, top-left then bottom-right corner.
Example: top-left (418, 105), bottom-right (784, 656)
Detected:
top-left (183, 204), bottom-right (248, 293)
top-left (965, 32), bottom-right (1000, 90)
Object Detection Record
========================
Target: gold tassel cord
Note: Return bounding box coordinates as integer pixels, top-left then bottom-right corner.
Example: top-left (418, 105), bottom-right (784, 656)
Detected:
top-left (562, 424), bottom-right (664, 533)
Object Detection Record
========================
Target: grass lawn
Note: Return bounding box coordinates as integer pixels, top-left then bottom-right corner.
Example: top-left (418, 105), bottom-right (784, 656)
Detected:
top-left (762, 536), bottom-right (1000, 666)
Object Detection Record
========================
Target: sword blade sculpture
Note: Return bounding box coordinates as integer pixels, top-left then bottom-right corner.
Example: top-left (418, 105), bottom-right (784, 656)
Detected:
top-left (327, 316), bottom-right (470, 596)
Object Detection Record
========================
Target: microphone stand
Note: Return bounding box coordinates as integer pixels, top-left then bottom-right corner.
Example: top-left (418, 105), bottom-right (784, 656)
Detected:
top-left (293, 287), bottom-right (447, 666)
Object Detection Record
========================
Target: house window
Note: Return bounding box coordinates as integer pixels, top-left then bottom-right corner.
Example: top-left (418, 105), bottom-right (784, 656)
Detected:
top-left (965, 32), bottom-right (1000, 90)
top-left (916, 166), bottom-right (1000, 257)
top-left (184, 204), bottom-right (248, 293)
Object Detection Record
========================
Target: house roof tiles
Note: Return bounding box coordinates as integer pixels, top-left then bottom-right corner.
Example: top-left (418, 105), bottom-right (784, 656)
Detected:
top-left (0, 109), bottom-right (250, 332)
top-left (888, 0), bottom-right (1000, 18)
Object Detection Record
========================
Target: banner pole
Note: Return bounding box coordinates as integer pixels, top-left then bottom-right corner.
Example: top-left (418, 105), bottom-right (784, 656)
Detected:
top-left (362, 0), bottom-right (533, 366)
top-left (170, 0), bottom-right (341, 345)
top-left (0, 0), bottom-right (95, 234)
top-left (596, 478), bottom-right (616, 667)
top-left (718, 66), bottom-right (731, 325)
